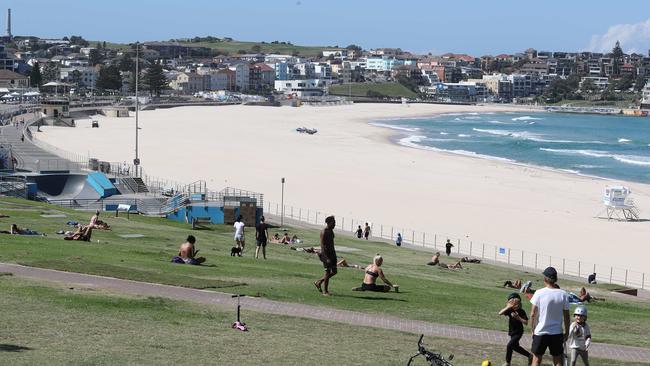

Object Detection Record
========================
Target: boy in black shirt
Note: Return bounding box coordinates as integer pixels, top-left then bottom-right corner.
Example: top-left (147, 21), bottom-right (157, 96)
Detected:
top-left (499, 293), bottom-right (532, 366)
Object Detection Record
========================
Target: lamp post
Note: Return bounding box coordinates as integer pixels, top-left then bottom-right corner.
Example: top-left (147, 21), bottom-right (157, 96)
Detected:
top-left (133, 42), bottom-right (140, 177)
top-left (281, 177), bottom-right (285, 227)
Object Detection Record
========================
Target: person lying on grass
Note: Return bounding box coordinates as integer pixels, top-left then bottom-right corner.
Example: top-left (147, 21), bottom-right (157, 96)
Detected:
top-left (10, 223), bottom-right (45, 236)
top-left (64, 224), bottom-right (92, 241)
top-left (171, 235), bottom-right (206, 265)
top-left (336, 258), bottom-right (363, 269)
top-left (427, 252), bottom-right (462, 269)
top-left (352, 255), bottom-right (397, 292)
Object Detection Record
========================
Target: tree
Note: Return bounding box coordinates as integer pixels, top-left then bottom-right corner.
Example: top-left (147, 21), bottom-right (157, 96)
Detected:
top-left (142, 62), bottom-right (167, 97)
top-left (96, 65), bottom-right (122, 91)
top-left (634, 75), bottom-right (647, 92)
top-left (611, 40), bottom-right (624, 77)
top-left (89, 48), bottom-right (104, 66)
top-left (118, 53), bottom-right (134, 72)
top-left (69, 35), bottom-right (89, 47)
top-left (29, 62), bottom-right (42, 87)
top-left (42, 62), bottom-right (60, 82)
top-left (251, 44), bottom-right (262, 53)
top-left (580, 78), bottom-right (597, 94)
top-left (346, 44), bottom-right (363, 54)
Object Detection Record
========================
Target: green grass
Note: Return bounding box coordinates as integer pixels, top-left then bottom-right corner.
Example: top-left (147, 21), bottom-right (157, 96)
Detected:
top-left (329, 82), bottom-right (418, 98)
top-left (1, 277), bottom-right (645, 366)
top-left (89, 39), bottom-right (340, 57)
top-left (0, 197), bottom-right (649, 349)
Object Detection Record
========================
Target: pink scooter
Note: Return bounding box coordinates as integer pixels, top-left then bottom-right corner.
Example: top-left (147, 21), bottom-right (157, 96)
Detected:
top-left (231, 294), bottom-right (248, 331)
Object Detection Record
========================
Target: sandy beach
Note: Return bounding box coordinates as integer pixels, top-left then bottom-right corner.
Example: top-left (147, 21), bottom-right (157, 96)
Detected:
top-left (36, 103), bottom-right (650, 273)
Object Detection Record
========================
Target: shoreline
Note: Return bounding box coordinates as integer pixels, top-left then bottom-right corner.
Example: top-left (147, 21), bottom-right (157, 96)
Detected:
top-left (34, 103), bottom-right (650, 272)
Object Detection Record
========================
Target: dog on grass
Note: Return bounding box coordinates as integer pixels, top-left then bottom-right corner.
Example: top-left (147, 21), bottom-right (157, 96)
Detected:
top-left (231, 247), bottom-right (242, 257)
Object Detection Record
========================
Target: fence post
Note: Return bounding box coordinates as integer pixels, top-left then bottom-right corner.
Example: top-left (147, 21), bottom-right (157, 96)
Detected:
top-left (481, 243), bottom-right (484, 259)
top-left (625, 270), bottom-right (628, 286)
top-left (521, 251), bottom-right (524, 268)
top-left (307, 209), bottom-right (310, 223)
top-left (457, 239), bottom-right (460, 253)
top-left (494, 246), bottom-right (497, 261)
top-left (315, 211), bottom-right (319, 224)
top-left (380, 225), bottom-right (383, 238)
top-left (562, 259), bottom-right (565, 275)
top-left (593, 264), bottom-right (596, 274)
top-left (423, 233), bottom-right (426, 247)
top-left (434, 235), bottom-right (437, 249)
top-left (291, 206), bottom-right (293, 219)
top-left (276, 203), bottom-right (278, 215)
top-left (470, 241), bottom-right (473, 256)
top-left (578, 261), bottom-right (581, 278)
top-left (412, 231), bottom-right (415, 245)
top-left (643, 273), bottom-right (645, 290)
top-left (299, 208), bottom-right (301, 221)
top-left (507, 249), bottom-right (511, 264)
top-left (341, 217), bottom-right (344, 231)
top-left (391, 227), bottom-right (393, 240)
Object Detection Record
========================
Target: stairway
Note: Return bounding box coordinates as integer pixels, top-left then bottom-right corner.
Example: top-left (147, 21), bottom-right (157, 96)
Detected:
top-left (121, 177), bottom-right (149, 193)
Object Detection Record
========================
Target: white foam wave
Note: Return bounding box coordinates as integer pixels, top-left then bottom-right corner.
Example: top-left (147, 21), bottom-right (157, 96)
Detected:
top-left (618, 138), bottom-right (631, 143)
top-left (488, 120), bottom-right (508, 124)
top-left (540, 148), bottom-right (650, 166)
top-left (512, 116), bottom-right (543, 121)
top-left (473, 128), bottom-right (602, 144)
top-left (463, 116), bottom-right (482, 120)
top-left (397, 135), bottom-right (513, 162)
top-left (439, 132), bottom-right (449, 135)
top-left (528, 122), bottom-right (536, 125)
top-left (458, 134), bottom-right (471, 137)
top-left (369, 122), bottom-right (419, 132)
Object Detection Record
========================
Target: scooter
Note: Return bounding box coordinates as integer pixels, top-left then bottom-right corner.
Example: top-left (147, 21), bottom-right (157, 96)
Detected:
top-left (231, 294), bottom-right (248, 331)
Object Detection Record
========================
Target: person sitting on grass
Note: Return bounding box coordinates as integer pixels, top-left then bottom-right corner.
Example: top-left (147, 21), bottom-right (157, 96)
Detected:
top-left (270, 233), bottom-right (281, 243)
top-left (291, 234), bottom-right (301, 244)
top-left (171, 235), bottom-right (206, 265)
top-left (10, 223), bottom-right (45, 236)
top-left (427, 252), bottom-right (441, 266)
top-left (280, 232), bottom-right (292, 244)
top-left (578, 287), bottom-right (601, 302)
top-left (352, 255), bottom-right (397, 292)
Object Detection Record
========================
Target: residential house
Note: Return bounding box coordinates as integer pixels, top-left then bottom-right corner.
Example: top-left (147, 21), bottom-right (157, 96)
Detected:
top-left (60, 66), bottom-right (98, 88)
top-left (274, 79), bottom-right (331, 97)
top-left (169, 72), bottom-right (208, 94)
top-left (0, 69), bottom-right (28, 88)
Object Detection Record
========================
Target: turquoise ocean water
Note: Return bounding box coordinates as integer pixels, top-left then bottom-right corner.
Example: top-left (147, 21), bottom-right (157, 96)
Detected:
top-left (373, 112), bottom-right (650, 184)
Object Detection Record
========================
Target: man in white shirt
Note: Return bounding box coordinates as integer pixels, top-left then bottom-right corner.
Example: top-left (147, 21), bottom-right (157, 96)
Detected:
top-left (529, 267), bottom-right (570, 366)
top-left (233, 215), bottom-right (245, 253)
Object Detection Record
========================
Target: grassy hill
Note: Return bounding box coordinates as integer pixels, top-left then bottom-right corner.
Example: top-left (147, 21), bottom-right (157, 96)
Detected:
top-left (329, 82), bottom-right (418, 98)
top-left (0, 197), bottom-right (648, 361)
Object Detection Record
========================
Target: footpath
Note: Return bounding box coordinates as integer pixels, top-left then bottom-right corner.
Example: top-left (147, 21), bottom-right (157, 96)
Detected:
top-left (1, 263), bottom-right (649, 363)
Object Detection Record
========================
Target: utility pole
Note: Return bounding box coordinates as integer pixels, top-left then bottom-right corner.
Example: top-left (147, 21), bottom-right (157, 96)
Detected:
top-left (281, 177), bottom-right (285, 227)
top-left (134, 42), bottom-right (140, 177)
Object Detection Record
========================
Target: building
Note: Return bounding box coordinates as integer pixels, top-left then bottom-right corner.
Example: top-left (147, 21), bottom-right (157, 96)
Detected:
top-left (169, 72), bottom-right (208, 94)
top-left (365, 56), bottom-right (404, 72)
top-left (269, 62), bottom-right (292, 80)
top-left (232, 63), bottom-right (250, 92)
top-left (274, 79), bottom-right (331, 97)
top-left (424, 82), bottom-right (477, 103)
top-left (506, 74), bottom-right (533, 98)
top-left (249, 63), bottom-right (275, 92)
top-left (59, 66), bottom-right (97, 88)
top-left (0, 69), bottom-right (28, 88)
top-left (580, 76), bottom-right (609, 90)
top-left (481, 74), bottom-right (513, 101)
top-left (641, 80), bottom-right (650, 109)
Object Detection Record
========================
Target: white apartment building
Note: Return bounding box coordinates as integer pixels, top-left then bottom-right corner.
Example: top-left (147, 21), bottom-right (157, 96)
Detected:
top-left (274, 79), bottom-right (332, 97)
top-left (59, 66), bottom-right (97, 88)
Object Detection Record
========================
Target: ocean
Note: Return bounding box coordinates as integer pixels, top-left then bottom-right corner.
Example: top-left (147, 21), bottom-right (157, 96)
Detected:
top-left (373, 111), bottom-right (650, 184)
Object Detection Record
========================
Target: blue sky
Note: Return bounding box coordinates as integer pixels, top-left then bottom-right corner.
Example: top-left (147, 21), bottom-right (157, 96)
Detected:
top-left (7, 0), bottom-right (650, 55)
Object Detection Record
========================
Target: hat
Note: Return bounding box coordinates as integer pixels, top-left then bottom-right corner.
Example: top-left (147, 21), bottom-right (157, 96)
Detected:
top-left (542, 266), bottom-right (558, 282)
top-left (507, 292), bottom-right (521, 301)
top-left (481, 361), bottom-right (492, 366)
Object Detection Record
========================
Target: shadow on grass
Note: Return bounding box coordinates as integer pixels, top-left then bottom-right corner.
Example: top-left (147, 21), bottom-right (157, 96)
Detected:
top-left (0, 344), bottom-right (33, 352)
top-left (337, 294), bottom-right (407, 302)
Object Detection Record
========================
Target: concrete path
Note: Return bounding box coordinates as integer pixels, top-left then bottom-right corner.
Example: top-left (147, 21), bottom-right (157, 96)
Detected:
top-left (1, 262), bottom-right (648, 363)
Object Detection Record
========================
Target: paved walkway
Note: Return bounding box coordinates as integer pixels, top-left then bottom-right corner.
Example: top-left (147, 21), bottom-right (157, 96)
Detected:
top-left (1, 263), bottom-right (648, 363)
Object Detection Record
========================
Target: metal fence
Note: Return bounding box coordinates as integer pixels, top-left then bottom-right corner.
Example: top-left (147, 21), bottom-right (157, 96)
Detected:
top-left (267, 201), bottom-right (647, 290)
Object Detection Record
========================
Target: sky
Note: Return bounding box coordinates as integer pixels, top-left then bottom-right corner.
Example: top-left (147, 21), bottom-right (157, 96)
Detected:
top-left (6, 0), bottom-right (650, 56)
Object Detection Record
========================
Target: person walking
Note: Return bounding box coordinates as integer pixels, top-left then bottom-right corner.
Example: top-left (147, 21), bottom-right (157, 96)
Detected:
top-left (529, 267), bottom-right (570, 366)
top-left (255, 216), bottom-right (269, 259)
top-left (445, 239), bottom-right (454, 256)
top-left (499, 293), bottom-right (532, 366)
top-left (233, 215), bottom-right (245, 254)
top-left (314, 216), bottom-right (337, 296)
top-left (355, 225), bottom-right (363, 239)
top-left (363, 222), bottom-right (371, 240)
top-left (568, 306), bottom-right (591, 366)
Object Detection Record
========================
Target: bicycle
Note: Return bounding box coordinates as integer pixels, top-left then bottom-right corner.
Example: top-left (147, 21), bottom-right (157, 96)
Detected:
top-left (407, 334), bottom-right (454, 366)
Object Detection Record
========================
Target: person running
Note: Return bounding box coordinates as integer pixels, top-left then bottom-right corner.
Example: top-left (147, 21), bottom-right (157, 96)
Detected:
top-left (355, 225), bottom-right (363, 239)
top-left (352, 255), bottom-right (396, 292)
top-left (255, 216), bottom-right (269, 259)
top-left (445, 239), bottom-right (454, 256)
top-left (233, 215), bottom-right (245, 253)
top-left (314, 216), bottom-right (337, 296)
top-left (568, 306), bottom-right (591, 366)
top-left (363, 222), bottom-right (371, 240)
top-left (499, 293), bottom-right (532, 366)
top-left (529, 267), bottom-right (570, 366)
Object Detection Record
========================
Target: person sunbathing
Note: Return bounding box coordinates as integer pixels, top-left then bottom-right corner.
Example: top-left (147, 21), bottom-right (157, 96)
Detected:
top-left (460, 256), bottom-right (481, 263)
top-left (280, 232), bottom-right (292, 244)
top-left (93, 219), bottom-right (111, 230)
top-left (337, 258), bottom-right (363, 269)
top-left (503, 279), bottom-right (522, 289)
top-left (427, 252), bottom-right (441, 266)
top-left (10, 224), bottom-right (45, 236)
top-left (578, 287), bottom-right (602, 302)
top-left (439, 260), bottom-right (463, 269)
top-left (64, 224), bottom-right (92, 241)
top-left (291, 234), bottom-right (301, 244)
top-left (352, 255), bottom-right (396, 292)
top-left (270, 233), bottom-right (282, 243)
top-left (171, 235), bottom-right (206, 265)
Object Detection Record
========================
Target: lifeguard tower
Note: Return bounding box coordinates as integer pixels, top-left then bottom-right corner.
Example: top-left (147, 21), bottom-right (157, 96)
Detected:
top-left (602, 186), bottom-right (640, 221)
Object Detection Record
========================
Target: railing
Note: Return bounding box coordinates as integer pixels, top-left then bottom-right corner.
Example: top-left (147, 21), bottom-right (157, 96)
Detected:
top-left (266, 201), bottom-right (648, 290)
top-left (0, 175), bottom-right (27, 199)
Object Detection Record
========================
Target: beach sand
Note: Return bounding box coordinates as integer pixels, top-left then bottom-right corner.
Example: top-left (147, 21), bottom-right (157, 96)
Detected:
top-left (37, 103), bottom-right (650, 273)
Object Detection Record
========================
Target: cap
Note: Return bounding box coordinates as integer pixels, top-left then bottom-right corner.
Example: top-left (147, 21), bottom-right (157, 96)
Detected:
top-left (542, 266), bottom-right (558, 282)
top-left (481, 361), bottom-right (492, 366)
top-left (507, 292), bottom-right (521, 301)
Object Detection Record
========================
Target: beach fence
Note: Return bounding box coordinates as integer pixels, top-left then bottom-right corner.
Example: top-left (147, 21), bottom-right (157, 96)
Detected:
top-left (266, 201), bottom-right (648, 290)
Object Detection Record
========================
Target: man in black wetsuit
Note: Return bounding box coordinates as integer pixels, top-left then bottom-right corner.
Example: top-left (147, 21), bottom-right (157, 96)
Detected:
top-left (314, 215), bottom-right (337, 296)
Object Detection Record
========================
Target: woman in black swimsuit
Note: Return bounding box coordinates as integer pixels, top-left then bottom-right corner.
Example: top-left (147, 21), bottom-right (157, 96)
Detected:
top-left (353, 255), bottom-right (395, 292)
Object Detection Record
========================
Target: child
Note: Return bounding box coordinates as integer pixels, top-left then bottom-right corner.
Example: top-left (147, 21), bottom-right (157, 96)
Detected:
top-left (498, 293), bottom-right (532, 366)
top-left (568, 306), bottom-right (591, 366)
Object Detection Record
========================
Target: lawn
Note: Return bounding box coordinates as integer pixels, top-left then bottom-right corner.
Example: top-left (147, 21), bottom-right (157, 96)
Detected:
top-left (1, 277), bottom-right (645, 366)
top-left (0, 197), bottom-right (649, 350)
top-left (329, 82), bottom-right (418, 98)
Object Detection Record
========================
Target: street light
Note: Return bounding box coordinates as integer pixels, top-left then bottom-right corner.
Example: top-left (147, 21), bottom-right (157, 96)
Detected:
top-left (281, 177), bottom-right (285, 227)
top-left (134, 41), bottom-right (140, 177)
